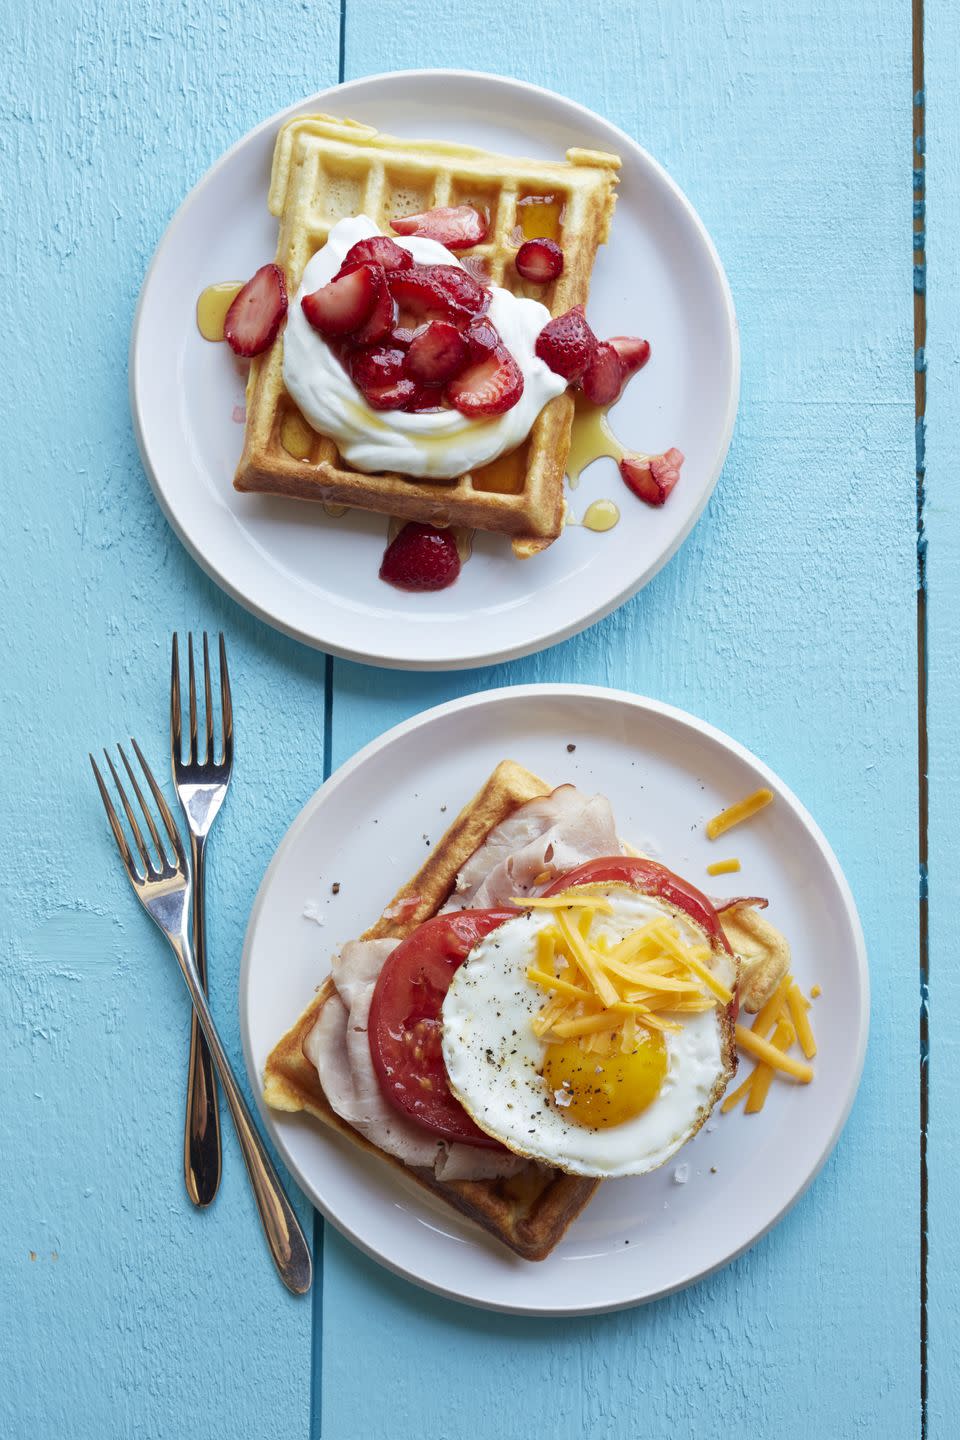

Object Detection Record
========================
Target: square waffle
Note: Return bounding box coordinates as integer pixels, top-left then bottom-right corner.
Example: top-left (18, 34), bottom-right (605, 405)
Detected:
top-left (234, 114), bottom-right (620, 556)
top-left (262, 759), bottom-right (601, 1261)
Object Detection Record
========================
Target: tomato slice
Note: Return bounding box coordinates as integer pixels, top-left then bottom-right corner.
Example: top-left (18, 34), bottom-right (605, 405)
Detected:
top-left (542, 857), bottom-right (733, 954)
top-left (368, 909), bottom-right (516, 1146)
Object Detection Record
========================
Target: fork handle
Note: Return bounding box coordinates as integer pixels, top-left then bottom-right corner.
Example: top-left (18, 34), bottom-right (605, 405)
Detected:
top-left (184, 835), bottom-right (222, 1207)
top-left (172, 934), bottom-right (313, 1295)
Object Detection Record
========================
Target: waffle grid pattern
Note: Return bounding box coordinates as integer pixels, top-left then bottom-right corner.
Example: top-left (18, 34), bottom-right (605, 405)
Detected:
top-left (235, 115), bottom-right (620, 556)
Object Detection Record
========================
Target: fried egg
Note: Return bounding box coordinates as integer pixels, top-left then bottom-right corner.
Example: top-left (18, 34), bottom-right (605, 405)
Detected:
top-left (440, 887), bottom-right (737, 1178)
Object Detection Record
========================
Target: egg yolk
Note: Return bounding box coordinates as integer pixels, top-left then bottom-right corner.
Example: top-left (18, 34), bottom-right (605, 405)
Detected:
top-left (542, 1031), bottom-right (668, 1128)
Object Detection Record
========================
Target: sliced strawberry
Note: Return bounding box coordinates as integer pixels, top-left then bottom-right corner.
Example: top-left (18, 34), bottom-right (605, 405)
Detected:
top-left (338, 235), bottom-right (413, 275)
top-left (350, 346), bottom-right (406, 392)
top-left (387, 263), bottom-right (489, 322)
top-left (302, 263), bottom-right (379, 338)
top-left (446, 346), bottom-right (524, 417)
top-left (404, 321), bottom-right (470, 383)
top-left (350, 265), bottom-right (395, 345)
top-left (402, 385), bottom-right (445, 412)
top-left (535, 304), bottom-right (598, 382)
top-left (359, 376), bottom-right (422, 412)
top-left (580, 342), bottom-right (624, 406)
top-left (464, 318), bottom-right (499, 362)
top-left (391, 205), bottom-right (488, 250)
top-left (619, 448), bottom-right (685, 506)
top-left (515, 238), bottom-right (564, 283)
top-left (223, 264), bottom-right (287, 357)
top-left (607, 335), bottom-right (651, 379)
top-left (379, 522), bottom-right (462, 591)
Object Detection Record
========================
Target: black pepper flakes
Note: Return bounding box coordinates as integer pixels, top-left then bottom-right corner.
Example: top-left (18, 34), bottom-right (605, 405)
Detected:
top-left (331, 882), bottom-right (341, 895)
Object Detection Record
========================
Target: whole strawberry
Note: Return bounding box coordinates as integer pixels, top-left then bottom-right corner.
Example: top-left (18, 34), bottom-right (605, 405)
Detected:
top-left (379, 522), bottom-right (462, 591)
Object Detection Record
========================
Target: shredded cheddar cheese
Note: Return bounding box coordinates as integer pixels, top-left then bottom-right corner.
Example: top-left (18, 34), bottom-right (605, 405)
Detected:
top-left (734, 1024), bottom-right (814, 1082)
top-left (745, 1016), bottom-right (794, 1113)
top-left (722, 971), bottom-right (820, 1115)
top-left (706, 787), bottom-right (774, 840)
top-left (518, 894), bottom-right (614, 913)
top-left (721, 1074), bottom-right (753, 1113)
top-left (787, 981), bottom-right (817, 1059)
top-left (519, 890), bottom-right (729, 1049)
top-left (751, 973), bottom-right (792, 1037)
top-left (707, 858), bottom-right (742, 876)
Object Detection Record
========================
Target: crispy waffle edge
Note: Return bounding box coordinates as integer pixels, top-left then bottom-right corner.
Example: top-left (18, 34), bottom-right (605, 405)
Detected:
top-left (262, 758), bottom-right (600, 1262)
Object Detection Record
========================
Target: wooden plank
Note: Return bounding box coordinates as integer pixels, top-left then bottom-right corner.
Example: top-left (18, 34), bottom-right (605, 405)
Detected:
top-left (922, 0), bottom-right (959, 1433)
top-left (0, 4), bottom-right (340, 1437)
top-left (322, 3), bottom-right (918, 1437)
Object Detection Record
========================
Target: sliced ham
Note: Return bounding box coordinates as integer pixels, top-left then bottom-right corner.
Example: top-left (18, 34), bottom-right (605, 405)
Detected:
top-left (304, 784), bottom-right (616, 1181)
top-left (444, 785), bottom-right (623, 910)
top-left (305, 938), bottom-right (524, 1179)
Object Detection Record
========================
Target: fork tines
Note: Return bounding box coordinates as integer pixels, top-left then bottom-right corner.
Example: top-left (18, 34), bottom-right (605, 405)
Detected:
top-left (90, 739), bottom-right (185, 882)
top-left (171, 632), bottom-right (232, 771)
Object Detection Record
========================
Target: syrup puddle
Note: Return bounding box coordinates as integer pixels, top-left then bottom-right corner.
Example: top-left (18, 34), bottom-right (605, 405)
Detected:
top-left (566, 394), bottom-right (625, 487)
top-left (563, 396), bottom-right (627, 532)
top-left (196, 282), bottom-right (243, 341)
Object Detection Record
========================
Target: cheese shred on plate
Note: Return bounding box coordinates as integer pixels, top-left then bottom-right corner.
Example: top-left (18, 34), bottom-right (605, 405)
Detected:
top-left (706, 787), bottom-right (774, 840)
top-left (707, 857), bottom-right (741, 876)
top-left (722, 969), bottom-right (819, 1114)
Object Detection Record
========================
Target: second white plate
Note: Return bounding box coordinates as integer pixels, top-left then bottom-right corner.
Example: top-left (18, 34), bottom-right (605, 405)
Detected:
top-left (131, 70), bottom-right (738, 669)
top-left (240, 685), bottom-right (868, 1313)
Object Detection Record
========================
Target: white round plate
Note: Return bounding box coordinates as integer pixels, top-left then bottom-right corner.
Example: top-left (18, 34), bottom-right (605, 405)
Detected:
top-left (240, 686), bottom-right (868, 1314)
top-left (132, 71), bottom-right (738, 670)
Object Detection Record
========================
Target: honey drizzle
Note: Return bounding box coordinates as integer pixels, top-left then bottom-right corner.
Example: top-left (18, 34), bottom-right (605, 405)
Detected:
top-left (566, 395), bottom-right (624, 487)
top-left (582, 499), bottom-right (620, 532)
top-left (512, 193), bottom-right (565, 245)
top-left (279, 411), bottom-right (315, 460)
top-left (196, 283), bottom-right (243, 342)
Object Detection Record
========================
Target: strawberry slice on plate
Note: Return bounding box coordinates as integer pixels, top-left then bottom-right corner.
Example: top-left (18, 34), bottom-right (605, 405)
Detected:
top-left (379, 522), bottom-right (462, 591)
top-left (515, 238), bottom-right (564, 283)
top-left (350, 266), bottom-right (395, 345)
top-left (358, 376), bottom-right (422, 412)
top-left (350, 346), bottom-right (407, 392)
top-left (619, 448), bottom-right (685, 506)
top-left (535, 304), bottom-right (598, 382)
top-left (223, 263), bottom-right (287, 357)
top-left (580, 342), bottom-right (624, 406)
top-left (463, 318), bottom-right (499, 362)
top-left (401, 385), bottom-right (446, 412)
top-left (446, 346), bottom-right (524, 417)
top-left (607, 335), bottom-right (651, 379)
top-left (391, 205), bottom-right (488, 249)
top-left (388, 263), bottom-right (489, 323)
top-left (301, 263), bottom-right (380, 338)
top-left (338, 235), bottom-right (413, 274)
top-left (404, 321), bottom-right (470, 383)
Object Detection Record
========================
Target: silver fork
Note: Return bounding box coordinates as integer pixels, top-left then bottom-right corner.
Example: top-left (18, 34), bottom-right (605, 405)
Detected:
top-left (90, 739), bottom-right (312, 1295)
top-left (171, 633), bottom-right (231, 1208)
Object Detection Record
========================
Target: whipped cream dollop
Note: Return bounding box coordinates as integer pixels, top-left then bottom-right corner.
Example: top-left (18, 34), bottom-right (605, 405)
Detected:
top-left (282, 215), bottom-right (567, 479)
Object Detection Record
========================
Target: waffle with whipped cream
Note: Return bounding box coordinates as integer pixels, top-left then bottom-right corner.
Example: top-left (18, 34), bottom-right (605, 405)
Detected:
top-left (234, 114), bottom-right (620, 556)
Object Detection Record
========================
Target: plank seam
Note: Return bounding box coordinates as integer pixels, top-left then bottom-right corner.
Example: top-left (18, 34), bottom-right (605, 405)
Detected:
top-left (913, 0), bottom-right (927, 1434)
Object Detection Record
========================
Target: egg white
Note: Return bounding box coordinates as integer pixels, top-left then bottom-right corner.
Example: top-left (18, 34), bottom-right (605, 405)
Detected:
top-left (440, 889), bottom-right (737, 1178)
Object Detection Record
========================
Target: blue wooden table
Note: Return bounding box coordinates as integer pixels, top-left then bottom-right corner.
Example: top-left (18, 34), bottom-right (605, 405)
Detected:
top-left (3, 1), bottom-right (946, 1435)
